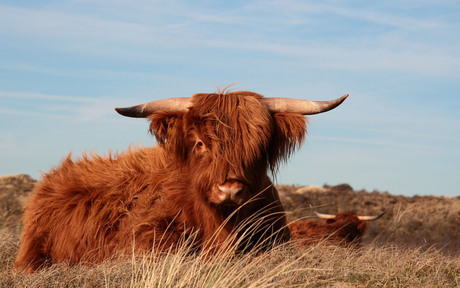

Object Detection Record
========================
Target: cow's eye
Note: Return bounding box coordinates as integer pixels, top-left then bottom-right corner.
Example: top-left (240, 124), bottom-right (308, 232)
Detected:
top-left (195, 140), bottom-right (206, 152)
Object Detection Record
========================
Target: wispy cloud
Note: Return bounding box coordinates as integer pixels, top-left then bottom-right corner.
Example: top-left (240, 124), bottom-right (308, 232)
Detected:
top-left (0, 5), bottom-right (180, 45)
top-left (0, 91), bottom-right (128, 122)
top-left (0, 90), bottom-right (93, 103)
top-left (0, 62), bottom-right (175, 82)
top-left (266, 0), bottom-right (452, 30)
top-left (1, 2), bottom-right (458, 76)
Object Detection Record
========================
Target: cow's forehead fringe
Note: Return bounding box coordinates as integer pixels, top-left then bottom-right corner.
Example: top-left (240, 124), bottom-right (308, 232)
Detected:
top-left (189, 91), bottom-right (271, 134)
top-left (188, 91), bottom-right (273, 167)
top-left (189, 91), bottom-right (265, 115)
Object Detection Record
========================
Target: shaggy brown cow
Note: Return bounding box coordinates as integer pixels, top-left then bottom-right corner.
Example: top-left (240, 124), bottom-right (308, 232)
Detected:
top-left (15, 89), bottom-right (348, 272)
top-left (289, 210), bottom-right (385, 247)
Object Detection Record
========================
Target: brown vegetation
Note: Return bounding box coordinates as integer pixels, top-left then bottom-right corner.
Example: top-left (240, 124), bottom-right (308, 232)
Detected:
top-left (0, 175), bottom-right (35, 233)
top-left (1, 175), bottom-right (459, 287)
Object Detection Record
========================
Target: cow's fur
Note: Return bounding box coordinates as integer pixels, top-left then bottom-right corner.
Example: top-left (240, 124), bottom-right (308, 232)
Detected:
top-left (15, 91), bottom-right (308, 272)
top-left (289, 212), bottom-right (368, 247)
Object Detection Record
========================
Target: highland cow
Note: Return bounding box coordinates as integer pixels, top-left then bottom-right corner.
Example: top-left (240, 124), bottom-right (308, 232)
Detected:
top-left (15, 89), bottom-right (348, 272)
top-left (289, 210), bottom-right (385, 247)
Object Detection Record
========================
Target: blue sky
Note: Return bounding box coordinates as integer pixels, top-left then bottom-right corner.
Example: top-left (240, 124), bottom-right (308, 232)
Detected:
top-left (1, 0), bottom-right (459, 197)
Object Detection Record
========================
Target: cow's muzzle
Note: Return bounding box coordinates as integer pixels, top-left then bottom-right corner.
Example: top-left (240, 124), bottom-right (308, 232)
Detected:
top-left (216, 179), bottom-right (246, 205)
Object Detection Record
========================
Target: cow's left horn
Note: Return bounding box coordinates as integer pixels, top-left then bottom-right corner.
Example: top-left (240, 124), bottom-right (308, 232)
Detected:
top-left (115, 97), bottom-right (192, 118)
top-left (314, 211), bottom-right (336, 219)
top-left (357, 210), bottom-right (386, 221)
top-left (261, 94), bottom-right (348, 115)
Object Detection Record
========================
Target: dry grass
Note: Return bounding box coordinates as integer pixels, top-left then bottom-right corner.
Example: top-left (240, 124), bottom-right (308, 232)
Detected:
top-left (2, 230), bottom-right (459, 288)
top-left (1, 175), bottom-right (459, 287)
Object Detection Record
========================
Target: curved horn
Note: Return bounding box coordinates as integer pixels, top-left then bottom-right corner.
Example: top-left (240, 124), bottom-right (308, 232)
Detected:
top-left (261, 94), bottom-right (348, 115)
top-left (115, 97), bottom-right (192, 118)
top-left (314, 211), bottom-right (336, 220)
top-left (357, 210), bottom-right (386, 221)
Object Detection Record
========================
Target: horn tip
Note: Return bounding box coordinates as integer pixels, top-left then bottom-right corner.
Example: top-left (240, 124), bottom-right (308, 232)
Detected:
top-left (331, 93), bottom-right (349, 108)
top-left (114, 107), bottom-right (143, 118)
top-left (114, 107), bottom-right (127, 116)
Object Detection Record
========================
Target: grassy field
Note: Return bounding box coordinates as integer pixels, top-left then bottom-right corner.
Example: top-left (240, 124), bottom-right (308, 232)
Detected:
top-left (1, 175), bottom-right (459, 287)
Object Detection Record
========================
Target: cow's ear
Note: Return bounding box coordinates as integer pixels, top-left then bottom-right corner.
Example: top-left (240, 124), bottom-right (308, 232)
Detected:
top-left (269, 113), bottom-right (308, 175)
top-left (148, 111), bottom-right (187, 162)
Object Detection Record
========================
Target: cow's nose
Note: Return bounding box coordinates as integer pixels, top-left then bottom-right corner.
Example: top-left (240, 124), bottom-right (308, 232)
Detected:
top-left (217, 180), bottom-right (244, 203)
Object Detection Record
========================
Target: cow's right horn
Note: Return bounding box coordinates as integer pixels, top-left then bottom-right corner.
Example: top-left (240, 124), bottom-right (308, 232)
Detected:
top-left (115, 97), bottom-right (192, 118)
